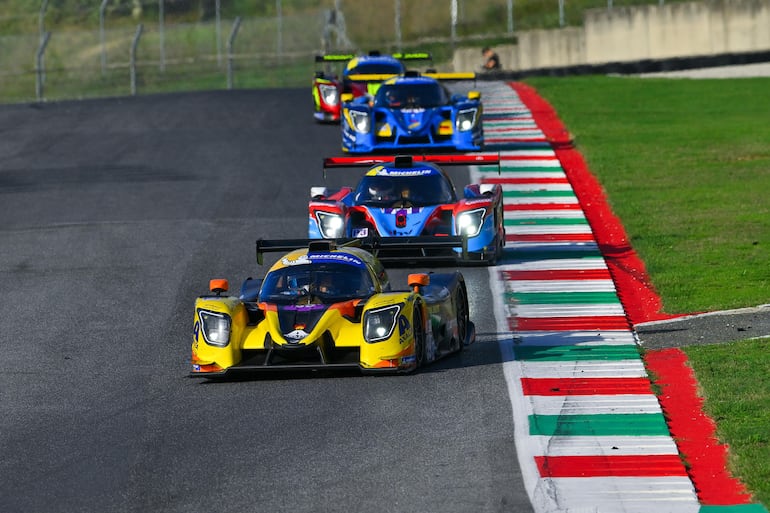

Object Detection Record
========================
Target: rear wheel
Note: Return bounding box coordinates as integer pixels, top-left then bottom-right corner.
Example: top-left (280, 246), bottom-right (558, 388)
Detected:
top-left (413, 306), bottom-right (426, 369)
top-left (455, 284), bottom-right (469, 352)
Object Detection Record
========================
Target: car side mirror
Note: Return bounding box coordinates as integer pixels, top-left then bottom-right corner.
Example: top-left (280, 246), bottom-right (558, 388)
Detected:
top-left (209, 279), bottom-right (229, 295)
top-left (408, 273), bottom-right (430, 293)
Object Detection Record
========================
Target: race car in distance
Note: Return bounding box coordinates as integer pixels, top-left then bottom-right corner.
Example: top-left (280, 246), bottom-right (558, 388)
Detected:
top-left (312, 51), bottom-right (431, 123)
top-left (190, 238), bottom-right (474, 377)
top-left (340, 71), bottom-right (483, 153)
top-left (308, 154), bottom-right (505, 264)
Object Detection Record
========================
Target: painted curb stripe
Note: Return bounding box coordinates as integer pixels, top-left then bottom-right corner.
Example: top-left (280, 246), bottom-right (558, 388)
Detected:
top-left (507, 233), bottom-right (596, 242)
top-left (512, 316), bottom-right (630, 331)
top-left (507, 224), bottom-right (591, 234)
top-left (513, 304), bottom-right (626, 317)
top-left (484, 177), bottom-right (569, 184)
top-left (506, 216), bottom-right (587, 224)
top-left (530, 394), bottom-right (663, 415)
top-left (529, 413), bottom-right (671, 436)
top-left (500, 184), bottom-right (575, 192)
top-left (513, 344), bottom-right (640, 361)
top-left (506, 280), bottom-right (616, 290)
top-left (505, 203), bottom-right (581, 211)
top-left (502, 269), bottom-right (611, 280)
top-left (486, 137), bottom-right (548, 144)
top-left (535, 455), bottom-right (688, 478)
top-left (513, 330), bottom-right (638, 347)
top-left (521, 377), bottom-right (652, 395)
top-left (479, 83), bottom-right (708, 512)
top-left (529, 435), bottom-right (679, 456)
top-left (505, 211), bottom-right (586, 220)
top-left (506, 243), bottom-right (600, 255)
top-left (509, 291), bottom-right (620, 304)
top-left (521, 361), bottom-right (648, 379)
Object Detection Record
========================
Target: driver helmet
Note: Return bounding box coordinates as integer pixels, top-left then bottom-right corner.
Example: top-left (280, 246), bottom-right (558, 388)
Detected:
top-left (385, 89), bottom-right (401, 106)
top-left (367, 179), bottom-right (394, 201)
top-left (316, 272), bottom-right (336, 294)
top-left (288, 273), bottom-right (310, 291)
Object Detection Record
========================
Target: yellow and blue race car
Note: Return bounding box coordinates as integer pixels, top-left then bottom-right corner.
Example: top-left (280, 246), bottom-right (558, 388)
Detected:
top-left (312, 51), bottom-right (432, 123)
top-left (190, 238), bottom-right (474, 377)
top-left (341, 71), bottom-right (482, 153)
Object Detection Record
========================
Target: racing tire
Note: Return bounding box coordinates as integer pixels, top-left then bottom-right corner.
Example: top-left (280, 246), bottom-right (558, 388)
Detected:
top-left (413, 305), bottom-right (426, 370)
top-left (487, 231), bottom-right (504, 266)
top-left (454, 284), bottom-right (469, 352)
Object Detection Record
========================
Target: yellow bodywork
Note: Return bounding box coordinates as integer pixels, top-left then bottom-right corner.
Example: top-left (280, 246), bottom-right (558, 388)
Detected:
top-left (191, 248), bottom-right (428, 375)
top-left (192, 292), bottom-right (423, 374)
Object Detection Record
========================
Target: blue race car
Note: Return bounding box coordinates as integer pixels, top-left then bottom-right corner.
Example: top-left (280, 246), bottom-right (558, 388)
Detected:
top-left (340, 72), bottom-right (483, 154)
top-left (313, 51), bottom-right (431, 123)
top-left (308, 154), bottom-right (504, 264)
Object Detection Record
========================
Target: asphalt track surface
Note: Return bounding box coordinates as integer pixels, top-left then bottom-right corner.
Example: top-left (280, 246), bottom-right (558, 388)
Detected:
top-left (0, 90), bottom-right (534, 513)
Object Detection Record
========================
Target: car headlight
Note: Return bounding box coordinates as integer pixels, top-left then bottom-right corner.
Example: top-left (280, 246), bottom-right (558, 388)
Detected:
top-left (318, 84), bottom-right (338, 106)
top-left (456, 108), bottom-right (478, 131)
top-left (198, 310), bottom-right (231, 347)
top-left (316, 211), bottom-right (344, 238)
top-left (363, 304), bottom-right (401, 343)
top-left (349, 110), bottom-right (371, 134)
top-left (457, 208), bottom-right (486, 237)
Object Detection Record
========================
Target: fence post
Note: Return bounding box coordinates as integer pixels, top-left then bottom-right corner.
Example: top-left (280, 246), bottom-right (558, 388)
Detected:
top-left (394, 0), bottom-right (402, 52)
top-left (159, 0), bottom-right (165, 72)
top-left (38, 0), bottom-right (49, 41)
top-left (559, 0), bottom-right (565, 27)
top-left (100, 0), bottom-right (110, 76)
top-left (130, 24), bottom-right (143, 96)
top-left (450, 0), bottom-right (457, 53)
top-left (35, 31), bottom-right (51, 102)
top-left (227, 16), bottom-right (242, 90)
top-left (276, 0), bottom-right (282, 60)
top-left (507, 0), bottom-right (514, 35)
top-left (215, 0), bottom-right (222, 66)
top-left (38, 0), bottom-right (48, 86)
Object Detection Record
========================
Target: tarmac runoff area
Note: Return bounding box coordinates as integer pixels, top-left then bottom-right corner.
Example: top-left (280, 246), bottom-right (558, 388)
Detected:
top-left (635, 61), bottom-right (770, 350)
top-left (635, 304), bottom-right (770, 349)
top-left (637, 61), bottom-right (770, 78)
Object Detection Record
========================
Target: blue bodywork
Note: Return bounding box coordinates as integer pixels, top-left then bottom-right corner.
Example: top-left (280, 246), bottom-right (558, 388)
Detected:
top-left (308, 159), bottom-right (503, 264)
top-left (340, 75), bottom-right (483, 154)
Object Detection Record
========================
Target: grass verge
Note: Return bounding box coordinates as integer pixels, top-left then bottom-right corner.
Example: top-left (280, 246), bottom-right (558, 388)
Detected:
top-left (684, 339), bottom-right (770, 506)
top-left (523, 75), bottom-right (770, 315)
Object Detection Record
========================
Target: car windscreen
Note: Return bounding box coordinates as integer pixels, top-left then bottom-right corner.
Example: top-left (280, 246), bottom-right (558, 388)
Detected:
top-left (347, 62), bottom-right (403, 76)
top-left (354, 173), bottom-right (456, 207)
top-left (258, 262), bottom-right (375, 304)
top-left (374, 82), bottom-right (447, 109)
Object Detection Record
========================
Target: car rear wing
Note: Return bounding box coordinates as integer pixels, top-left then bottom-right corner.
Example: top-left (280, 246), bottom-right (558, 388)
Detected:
top-left (322, 153), bottom-right (501, 177)
top-left (344, 70), bottom-right (475, 83)
top-left (423, 72), bottom-right (476, 81)
top-left (343, 73), bottom-right (400, 83)
top-left (256, 236), bottom-right (467, 265)
top-left (315, 52), bottom-right (432, 63)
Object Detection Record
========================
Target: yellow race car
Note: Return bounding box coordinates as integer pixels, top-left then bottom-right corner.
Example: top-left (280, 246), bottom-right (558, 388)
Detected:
top-left (190, 238), bottom-right (474, 377)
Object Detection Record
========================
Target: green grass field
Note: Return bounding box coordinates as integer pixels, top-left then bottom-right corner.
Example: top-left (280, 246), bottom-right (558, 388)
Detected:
top-left (525, 75), bottom-right (770, 507)
top-left (525, 76), bottom-right (770, 314)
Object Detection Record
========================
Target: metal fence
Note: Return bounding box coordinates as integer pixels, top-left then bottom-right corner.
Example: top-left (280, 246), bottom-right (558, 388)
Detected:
top-left (1, 0), bottom-right (679, 103)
